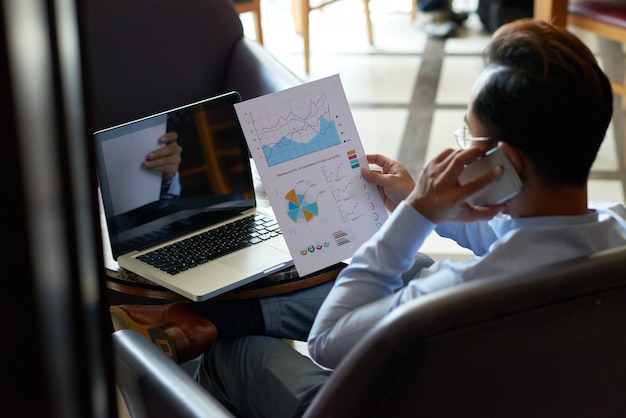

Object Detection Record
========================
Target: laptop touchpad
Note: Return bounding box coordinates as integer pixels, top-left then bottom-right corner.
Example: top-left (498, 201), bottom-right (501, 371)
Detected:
top-left (221, 245), bottom-right (291, 274)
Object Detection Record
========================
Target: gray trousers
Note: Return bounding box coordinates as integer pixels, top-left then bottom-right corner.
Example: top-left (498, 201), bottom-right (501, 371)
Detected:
top-left (194, 253), bottom-right (434, 418)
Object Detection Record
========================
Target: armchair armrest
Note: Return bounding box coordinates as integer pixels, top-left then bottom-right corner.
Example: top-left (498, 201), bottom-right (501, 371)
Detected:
top-left (112, 329), bottom-right (234, 418)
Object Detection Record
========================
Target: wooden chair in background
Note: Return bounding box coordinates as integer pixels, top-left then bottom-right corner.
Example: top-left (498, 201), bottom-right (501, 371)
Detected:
top-left (568, 1), bottom-right (626, 96)
top-left (233, 0), bottom-right (264, 44)
top-left (291, 0), bottom-right (373, 73)
top-left (563, 0), bottom-right (626, 169)
top-left (232, 0), bottom-right (417, 74)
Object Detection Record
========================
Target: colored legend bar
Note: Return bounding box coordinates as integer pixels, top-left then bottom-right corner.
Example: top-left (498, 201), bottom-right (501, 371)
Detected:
top-left (347, 149), bottom-right (360, 169)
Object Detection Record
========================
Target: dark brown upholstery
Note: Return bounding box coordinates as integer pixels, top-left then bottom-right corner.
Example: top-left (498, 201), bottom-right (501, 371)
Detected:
top-left (303, 245), bottom-right (626, 418)
top-left (113, 329), bottom-right (235, 418)
top-left (82, 0), bottom-right (301, 132)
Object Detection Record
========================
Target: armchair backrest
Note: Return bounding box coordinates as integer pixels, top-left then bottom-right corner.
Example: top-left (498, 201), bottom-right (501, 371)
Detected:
top-left (82, 0), bottom-right (244, 131)
top-left (304, 245), bottom-right (626, 417)
top-left (83, 0), bottom-right (300, 133)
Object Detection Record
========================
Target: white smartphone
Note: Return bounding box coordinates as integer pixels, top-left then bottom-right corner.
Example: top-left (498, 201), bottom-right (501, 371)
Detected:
top-left (458, 147), bottom-right (523, 206)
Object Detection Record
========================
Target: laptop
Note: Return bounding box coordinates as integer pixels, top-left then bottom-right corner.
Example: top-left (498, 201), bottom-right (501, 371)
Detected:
top-left (94, 91), bottom-right (293, 301)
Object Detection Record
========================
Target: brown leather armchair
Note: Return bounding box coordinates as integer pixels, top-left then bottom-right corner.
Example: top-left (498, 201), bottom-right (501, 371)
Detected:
top-left (82, 0), bottom-right (301, 132)
top-left (113, 245), bottom-right (626, 417)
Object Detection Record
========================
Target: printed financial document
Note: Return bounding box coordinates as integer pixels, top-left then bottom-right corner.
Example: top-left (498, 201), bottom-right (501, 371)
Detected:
top-left (235, 74), bottom-right (388, 276)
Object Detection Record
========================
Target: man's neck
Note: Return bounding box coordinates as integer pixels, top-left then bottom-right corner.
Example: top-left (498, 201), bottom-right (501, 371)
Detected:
top-left (507, 184), bottom-right (588, 218)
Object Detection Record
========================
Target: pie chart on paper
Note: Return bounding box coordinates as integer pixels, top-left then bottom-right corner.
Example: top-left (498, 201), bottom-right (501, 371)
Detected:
top-left (285, 188), bottom-right (319, 223)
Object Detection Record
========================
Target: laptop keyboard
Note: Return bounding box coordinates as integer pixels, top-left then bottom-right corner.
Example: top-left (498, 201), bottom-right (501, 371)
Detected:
top-left (137, 213), bottom-right (282, 275)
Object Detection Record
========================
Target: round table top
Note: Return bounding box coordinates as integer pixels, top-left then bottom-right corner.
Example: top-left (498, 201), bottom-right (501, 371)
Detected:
top-left (105, 256), bottom-right (345, 301)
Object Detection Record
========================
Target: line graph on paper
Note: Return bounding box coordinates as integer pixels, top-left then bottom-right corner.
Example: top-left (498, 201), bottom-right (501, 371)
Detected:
top-left (240, 91), bottom-right (343, 167)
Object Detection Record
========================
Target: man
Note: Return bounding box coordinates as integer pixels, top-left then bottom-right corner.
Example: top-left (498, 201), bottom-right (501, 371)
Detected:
top-left (112, 19), bottom-right (626, 417)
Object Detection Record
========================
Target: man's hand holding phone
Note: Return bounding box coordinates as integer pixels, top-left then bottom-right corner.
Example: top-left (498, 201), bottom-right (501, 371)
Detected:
top-left (458, 146), bottom-right (523, 206)
top-left (407, 147), bottom-right (513, 224)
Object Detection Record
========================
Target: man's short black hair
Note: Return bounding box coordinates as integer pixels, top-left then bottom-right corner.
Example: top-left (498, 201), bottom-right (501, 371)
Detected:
top-left (472, 19), bottom-right (613, 187)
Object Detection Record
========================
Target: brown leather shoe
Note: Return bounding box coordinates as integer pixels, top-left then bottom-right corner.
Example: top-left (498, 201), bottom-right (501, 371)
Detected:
top-left (110, 302), bottom-right (217, 364)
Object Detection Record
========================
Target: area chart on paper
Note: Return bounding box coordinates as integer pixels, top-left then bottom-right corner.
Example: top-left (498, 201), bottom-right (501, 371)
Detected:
top-left (245, 92), bottom-right (342, 167)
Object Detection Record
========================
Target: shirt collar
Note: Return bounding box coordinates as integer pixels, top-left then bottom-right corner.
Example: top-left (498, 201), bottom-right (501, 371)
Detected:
top-left (487, 209), bottom-right (599, 239)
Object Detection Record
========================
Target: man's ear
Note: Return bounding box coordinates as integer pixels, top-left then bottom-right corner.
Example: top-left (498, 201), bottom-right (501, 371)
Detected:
top-left (498, 142), bottom-right (523, 174)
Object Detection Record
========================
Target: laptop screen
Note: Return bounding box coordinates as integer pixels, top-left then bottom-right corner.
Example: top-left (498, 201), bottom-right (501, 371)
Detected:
top-left (94, 91), bottom-right (255, 259)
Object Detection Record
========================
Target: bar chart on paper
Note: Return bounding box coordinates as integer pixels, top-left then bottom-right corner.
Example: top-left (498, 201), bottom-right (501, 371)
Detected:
top-left (235, 74), bottom-right (388, 276)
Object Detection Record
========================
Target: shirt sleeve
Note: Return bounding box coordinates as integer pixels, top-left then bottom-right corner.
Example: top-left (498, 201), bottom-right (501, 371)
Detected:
top-left (307, 201), bottom-right (435, 368)
top-left (435, 219), bottom-right (498, 256)
top-left (308, 201), bottom-right (626, 369)
top-left (160, 172), bottom-right (181, 199)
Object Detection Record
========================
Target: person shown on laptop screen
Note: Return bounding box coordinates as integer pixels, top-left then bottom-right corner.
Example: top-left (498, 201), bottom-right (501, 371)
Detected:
top-left (142, 131), bottom-right (182, 200)
top-left (99, 127), bottom-right (184, 236)
top-left (96, 99), bottom-right (257, 253)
